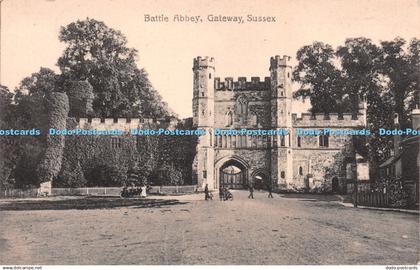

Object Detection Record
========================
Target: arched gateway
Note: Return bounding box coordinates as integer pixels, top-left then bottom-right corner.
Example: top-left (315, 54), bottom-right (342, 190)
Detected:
top-left (215, 156), bottom-right (250, 189)
top-left (191, 56), bottom-right (366, 191)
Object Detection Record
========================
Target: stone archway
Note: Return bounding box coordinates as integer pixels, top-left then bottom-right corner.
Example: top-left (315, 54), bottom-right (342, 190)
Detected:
top-left (251, 169), bottom-right (270, 190)
top-left (214, 156), bottom-right (250, 189)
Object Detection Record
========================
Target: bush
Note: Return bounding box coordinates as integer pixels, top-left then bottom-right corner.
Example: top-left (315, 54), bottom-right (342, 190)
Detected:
top-left (37, 92), bottom-right (69, 184)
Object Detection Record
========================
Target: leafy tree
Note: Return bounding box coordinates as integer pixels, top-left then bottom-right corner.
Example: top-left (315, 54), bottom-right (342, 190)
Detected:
top-left (378, 37), bottom-right (419, 128)
top-left (4, 68), bottom-right (57, 188)
top-left (0, 85), bottom-right (18, 188)
top-left (13, 68), bottom-right (59, 132)
top-left (336, 38), bottom-right (392, 180)
top-left (294, 37), bottom-right (418, 182)
top-left (407, 38), bottom-right (420, 109)
top-left (57, 18), bottom-right (171, 118)
top-left (292, 42), bottom-right (345, 114)
top-left (337, 37), bottom-right (382, 114)
top-left (36, 92), bottom-right (69, 185)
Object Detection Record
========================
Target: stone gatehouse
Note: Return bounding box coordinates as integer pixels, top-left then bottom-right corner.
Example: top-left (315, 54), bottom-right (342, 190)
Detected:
top-left (191, 56), bottom-right (367, 192)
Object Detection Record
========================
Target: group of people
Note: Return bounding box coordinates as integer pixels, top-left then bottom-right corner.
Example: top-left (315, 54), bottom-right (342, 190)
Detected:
top-left (218, 186), bottom-right (233, 201)
top-left (204, 184), bottom-right (233, 201)
top-left (247, 184), bottom-right (273, 199)
top-left (203, 183), bottom-right (274, 200)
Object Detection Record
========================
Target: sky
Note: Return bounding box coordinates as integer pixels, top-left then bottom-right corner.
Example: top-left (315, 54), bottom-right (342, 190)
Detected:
top-left (2, 0), bottom-right (419, 117)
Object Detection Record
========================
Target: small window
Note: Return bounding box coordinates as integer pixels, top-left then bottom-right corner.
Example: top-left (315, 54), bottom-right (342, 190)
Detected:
top-left (319, 134), bottom-right (329, 147)
top-left (203, 170), bottom-right (207, 179)
top-left (297, 136), bottom-right (301, 147)
top-left (201, 92), bottom-right (205, 97)
top-left (280, 171), bottom-right (285, 178)
top-left (280, 135), bottom-right (285, 147)
top-left (209, 73), bottom-right (212, 79)
top-left (287, 72), bottom-right (290, 78)
top-left (111, 137), bottom-right (122, 149)
top-left (298, 166), bottom-right (303, 176)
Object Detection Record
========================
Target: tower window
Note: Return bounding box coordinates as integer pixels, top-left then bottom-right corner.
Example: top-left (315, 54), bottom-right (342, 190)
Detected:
top-left (287, 72), bottom-right (290, 78)
top-left (298, 166), bottom-right (303, 176)
top-left (209, 73), bottom-right (212, 79)
top-left (297, 136), bottom-right (301, 147)
top-left (280, 135), bottom-right (285, 147)
top-left (281, 171), bottom-right (285, 178)
top-left (319, 134), bottom-right (329, 147)
top-left (201, 92), bottom-right (205, 97)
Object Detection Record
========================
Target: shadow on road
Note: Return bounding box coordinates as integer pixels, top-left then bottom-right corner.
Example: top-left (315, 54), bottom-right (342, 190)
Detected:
top-left (0, 196), bottom-right (188, 211)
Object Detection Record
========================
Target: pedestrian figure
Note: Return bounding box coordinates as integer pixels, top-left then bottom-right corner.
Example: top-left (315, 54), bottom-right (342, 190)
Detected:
top-left (267, 184), bottom-right (273, 198)
top-left (219, 186), bottom-right (224, 201)
top-left (248, 185), bottom-right (254, 199)
top-left (204, 184), bottom-right (212, 200)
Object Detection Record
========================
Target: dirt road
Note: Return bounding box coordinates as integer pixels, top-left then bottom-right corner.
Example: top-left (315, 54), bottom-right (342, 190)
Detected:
top-left (0, 191), bottom-right (418, 264)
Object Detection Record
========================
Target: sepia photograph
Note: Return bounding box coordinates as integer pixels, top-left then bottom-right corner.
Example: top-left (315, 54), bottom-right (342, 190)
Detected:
top-left (0, 0), bottom-right (419, 268)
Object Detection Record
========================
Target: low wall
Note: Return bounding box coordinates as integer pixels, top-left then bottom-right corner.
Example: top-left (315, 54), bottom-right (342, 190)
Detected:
top-left (0, 185), bottom-right (198, 198)
top-left (0, 188), bottom-right (39, 198)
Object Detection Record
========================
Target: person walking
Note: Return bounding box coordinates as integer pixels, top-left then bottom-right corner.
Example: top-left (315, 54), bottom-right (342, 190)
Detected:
top-left (248, 185), bottom-right (254, 199)
top-left (204, 184), bottom-right (212, 200)
top-left (267, 183), bottom-right (273, 198)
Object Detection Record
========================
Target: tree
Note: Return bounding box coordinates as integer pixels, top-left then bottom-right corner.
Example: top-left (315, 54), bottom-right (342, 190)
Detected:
top-left (378, 37), bottom-right (418, 128)
top-left (57, 18), bottom-right (171, 118)
top-left (407, 38), bottom-right (420, 109)
top-left (36, 92), bottom-right (70, 187)
top-left (0, 85), bottom-right (18, 188)
top-left (292, 42), bottom-right (345, 114)
top-left (337, 37), bottom-right (382, 114)
top-left (294, 37), bottom-right (418, 182)
top-left (13, 68), bottom-right (59, 132)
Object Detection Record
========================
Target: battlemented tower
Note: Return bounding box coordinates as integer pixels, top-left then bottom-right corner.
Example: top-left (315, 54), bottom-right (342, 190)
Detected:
top-left (270, 55), bottom-right (293, 188)
top-left (192, 57), bottom-right (216, 189)
top-left (191, 55), bottom-right (365, 193)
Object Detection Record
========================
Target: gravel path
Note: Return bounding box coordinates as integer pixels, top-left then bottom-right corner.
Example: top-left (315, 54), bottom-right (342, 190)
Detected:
top-left (0, 191), bottom-right (418, 265)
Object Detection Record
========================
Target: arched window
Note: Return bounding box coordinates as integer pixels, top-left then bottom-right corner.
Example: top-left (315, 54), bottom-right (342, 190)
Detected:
top-left (280, 135), bottom-right (285, 147)
top-left (250, 111), bottom-right (258, 126)
top-left (298, 166), bottom-right (303, 176)
top-left (236, 96), bottom-right (248, 122)
top-left (297, 136), bottom-right (301, 147)
top-left (225, 111), bottom-right (233, 126)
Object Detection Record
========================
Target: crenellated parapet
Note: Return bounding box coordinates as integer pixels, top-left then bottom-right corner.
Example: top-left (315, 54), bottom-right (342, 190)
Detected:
top-left (76, 117), bottom-right (178, 132)
top-left (214, 76), bottom-right (270, 91)
top-left (270, 55), bottom-right (292, 70)
top-left (193, 56), bottom-right (215, 70)
top-left (292, 113), bottom-right (366, 127)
